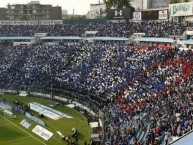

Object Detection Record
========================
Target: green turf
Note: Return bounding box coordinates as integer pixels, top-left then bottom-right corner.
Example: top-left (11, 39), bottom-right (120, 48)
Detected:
top-left (0, 95), bottom-right (91, 145)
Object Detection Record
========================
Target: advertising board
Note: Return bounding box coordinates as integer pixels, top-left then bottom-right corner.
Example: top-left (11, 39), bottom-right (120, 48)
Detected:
top-left (133, 12), bottom-right (142, 21)
top-left (169, 2), bottom-right (193, 17)
top-left (32, 125), bottom-right (53, 141)
top-left (25, 112), bottom-right (46, 126)
top-left (20, 119), bottom-right (32, 129)
top-left (159, 10), bottom-right (168, 19)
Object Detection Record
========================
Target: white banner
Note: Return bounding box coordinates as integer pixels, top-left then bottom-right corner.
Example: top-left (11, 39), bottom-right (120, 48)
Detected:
top-left (13, 42), bottom-right (33, 46)
top-left (29, 103), bottom-right (61, 120)
top-left (0, 21), bottom-right (38, 25)
top-left (32, 125), bottom-right (53, 141)
top-left (39, 20), bottom-right (63, 25)
top-left (133, 33), bottom-right (145, 37)
top-left (29, 103), bottom-right (72, 120)
top-left (0, 21), bottom-right (14, 25)
top-left (0, 20), bottom-right (63, 25)
top-left (133, 12), bottom-right (142, 21)
top-left (159, 10), bottom-right (168, 19)
top-left (85, 31), bottom-right (98, 35)
top-left (20, 119), bottom-right (31, 129)
top-left (34, 33), bottom-right (47, 37)
top-left (169, 2), bottom-right (193, 17)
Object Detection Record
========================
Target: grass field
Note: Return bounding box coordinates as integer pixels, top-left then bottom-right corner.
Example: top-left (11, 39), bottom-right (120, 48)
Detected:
top-left (0, 95), bottom-right (91, 145)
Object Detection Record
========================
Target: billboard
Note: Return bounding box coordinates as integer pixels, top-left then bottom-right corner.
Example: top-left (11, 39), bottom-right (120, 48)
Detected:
top-left (0, 20), bottom-right (63, 25)
top-left (25, 112), bottom-right (46, 126)
top-left (32, 125), bottom-right (53, 141)
top-left (106, 8), bottom-right (131, 20)
top-left (141, 10), bottom-right (158, 20)
top-left (159, 10), bottom-right (168, 20)
top-left (0, 100), bottom-right (25, 115)
top-left (133, 12), bottom-right (142, 21)
top-left (20, 119), bottom-right (32, 129)
top-left (169, 2), bottom-right (193, 17)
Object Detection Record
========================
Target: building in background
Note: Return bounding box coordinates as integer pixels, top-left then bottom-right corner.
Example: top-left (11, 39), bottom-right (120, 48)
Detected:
top-left (62, 10), bottom-right (68, 19)
top-left (0, 8), bottom-right (6, 20)
top-left (131, 0), bottom-right (169, 10)
top-left (130, 0), bottom-right (152, 10)
top-left (88, 1), bottom-right (106, 19)
top-left (49, 6), bottom-right (62, 20)
top-left (151, 0), bottom-right (169, 9)
top-left (3, 1), bottom-right (62, 20)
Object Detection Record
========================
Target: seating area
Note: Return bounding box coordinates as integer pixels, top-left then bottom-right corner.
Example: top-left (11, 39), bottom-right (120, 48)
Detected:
top-left (0, 20), bottom-right (188, 37)
top-left (104, 47), bottom-right (192, 144)
top-left (0, 19), bottom-right (192, 145)
top-left (0, 41), bottom-right (192, 145)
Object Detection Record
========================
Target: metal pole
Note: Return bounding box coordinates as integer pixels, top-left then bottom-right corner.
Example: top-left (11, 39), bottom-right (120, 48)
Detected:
top-left (50, 58), bottom-right (53, 100)
top-left (51, 83), bottom-right (53, 100)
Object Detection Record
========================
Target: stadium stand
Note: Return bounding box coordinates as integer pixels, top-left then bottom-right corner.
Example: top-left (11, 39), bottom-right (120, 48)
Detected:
top-left (0, 20), bottom-right (192, 145)
top-left (0, 20), bottom-right (189, 37)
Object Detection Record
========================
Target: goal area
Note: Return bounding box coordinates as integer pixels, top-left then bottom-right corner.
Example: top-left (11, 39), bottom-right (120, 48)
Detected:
top-left (0, 103), bottom-right (16, 119)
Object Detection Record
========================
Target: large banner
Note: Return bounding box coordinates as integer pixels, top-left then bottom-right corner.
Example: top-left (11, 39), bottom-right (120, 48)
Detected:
top-left (133, 12), bottom-right (142, 21)
top-left (106, 8), bottom-right (131, 20)
top-left (32, 125), bottom-right (53, 141)
top-left (159, 10), bottom-right (168, 19)
top-left (29, 103), bottom-right (61, 120)
top-left (0, 100), bottom-right (25, 115)
top-left (39, 20), bottom-right (63, 25)
top-left (169, 2), bottom-right (193, 17)
top-left (25, 112), bottom-right (46, 126)
top-left (0, 20), bottom-right (63, 25)
top-left (0, 21), bottom-right (38, 25)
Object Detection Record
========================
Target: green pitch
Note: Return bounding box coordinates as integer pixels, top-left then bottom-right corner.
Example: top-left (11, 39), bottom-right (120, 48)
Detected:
top-left (0, 95), bottom-right (91, 145)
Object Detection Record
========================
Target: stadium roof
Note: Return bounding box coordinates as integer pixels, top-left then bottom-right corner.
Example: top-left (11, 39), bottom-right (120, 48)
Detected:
top-left (91, 37), bottom-right (128, 41)
top-left (134, 37), bottom-right (175, 43)
top-left (0, 36), bottom-right (81, 40)
top-left (0, 37), bottom-right (33, 40)
top-left (171, 131), bottom-right (193, 145)
top-left (181, 39), bottom-right (193, 45)
top-left (40, 36), bottom-right (81, 40)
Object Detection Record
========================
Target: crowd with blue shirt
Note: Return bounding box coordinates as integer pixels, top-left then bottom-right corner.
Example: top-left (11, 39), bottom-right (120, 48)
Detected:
top-left (0, 41), bottom-right (192, 145)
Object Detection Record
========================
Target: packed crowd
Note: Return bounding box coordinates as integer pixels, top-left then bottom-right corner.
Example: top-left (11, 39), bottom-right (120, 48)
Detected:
top-left (0, 41), bottom-right (192, 145)
top-left (0, 20), bottom-right (188, 37)
top-left (103, 47), bottom-right (193, 145)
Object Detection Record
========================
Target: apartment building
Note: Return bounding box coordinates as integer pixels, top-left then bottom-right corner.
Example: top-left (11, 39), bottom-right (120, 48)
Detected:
top-left (4, 1), bottom-right (61, 20)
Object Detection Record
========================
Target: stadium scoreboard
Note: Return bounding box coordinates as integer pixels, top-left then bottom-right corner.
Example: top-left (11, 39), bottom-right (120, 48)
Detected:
top-left (106, 8), bottom-right (131, 20)
top-left (142, 10), bottom-right (159, 20)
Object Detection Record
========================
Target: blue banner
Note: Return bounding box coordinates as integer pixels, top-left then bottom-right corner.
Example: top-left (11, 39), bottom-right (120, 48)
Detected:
top-left (0, 100), bottom-right (25, 115)
top-left (25, 112), bottom-right (46, 127)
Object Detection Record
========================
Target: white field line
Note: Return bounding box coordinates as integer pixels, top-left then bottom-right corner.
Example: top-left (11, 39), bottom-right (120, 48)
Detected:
top-left (48, 127), bottom-right (66, 144)
top-left (0, 115), bottom-right (47, 145)
top-left (0, 136), bottom-right (31, 145)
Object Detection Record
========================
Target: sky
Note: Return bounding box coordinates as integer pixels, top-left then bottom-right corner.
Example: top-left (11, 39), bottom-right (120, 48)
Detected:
top-left (0, 0), bottom-right (101, 15)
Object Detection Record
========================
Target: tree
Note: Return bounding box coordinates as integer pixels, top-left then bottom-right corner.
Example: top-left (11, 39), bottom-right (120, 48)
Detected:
top-left (18, 14), bottom-right (31, 20)
top-left (104, 0), bottom-right (132, 10)
top-left (67, 15), bottom-right (86, 20)
top-left (170, 0), bottom-right (189, 4)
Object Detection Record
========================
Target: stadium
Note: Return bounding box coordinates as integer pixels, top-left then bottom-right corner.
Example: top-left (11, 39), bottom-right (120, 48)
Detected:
top-left (0, 0), bottom-right (193, 145)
